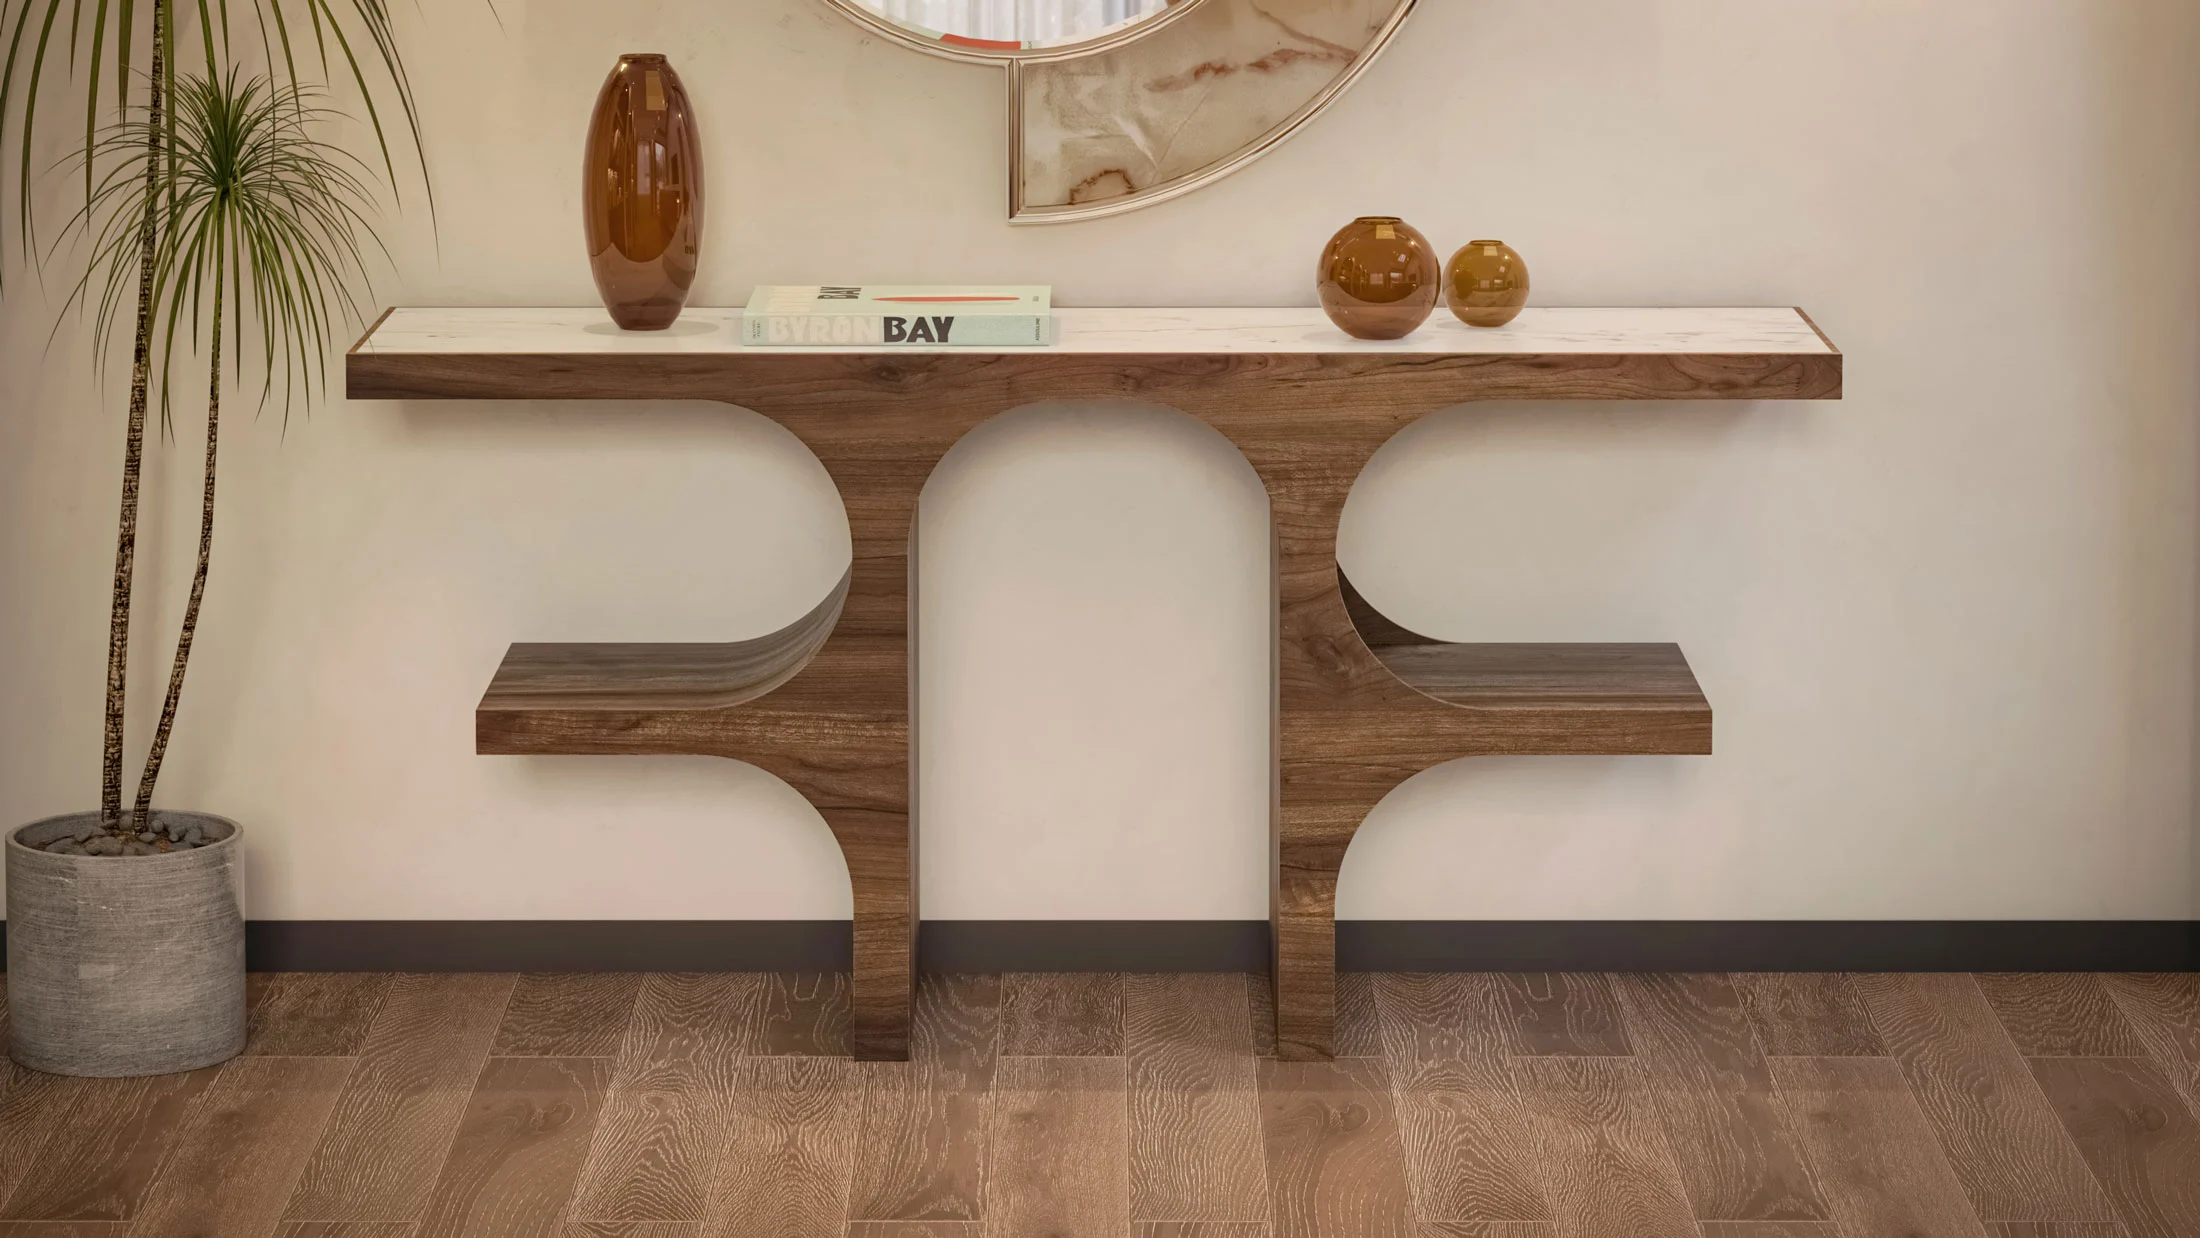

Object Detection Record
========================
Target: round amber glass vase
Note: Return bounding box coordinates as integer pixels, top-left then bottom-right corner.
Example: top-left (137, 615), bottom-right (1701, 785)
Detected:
top-left (1446, 239), bottom-right (1530, 328)
top-left (1316, 216), bottom-right (1440, 340)
top-left (584, 53), bottom-right (704, 331)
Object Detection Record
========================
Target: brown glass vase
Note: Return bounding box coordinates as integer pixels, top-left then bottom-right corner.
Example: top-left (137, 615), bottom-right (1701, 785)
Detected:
top-left (1316, 216), bottom-right (1440, 340)
top-left (1446, 239), bottom-right (1530, 328)
top-left (584, 53), bottom-right (703, 331)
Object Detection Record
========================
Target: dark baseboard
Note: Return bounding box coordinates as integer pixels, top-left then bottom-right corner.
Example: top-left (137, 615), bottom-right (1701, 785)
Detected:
top-left (1335, 920), bottom-right (2200, 972)
top-left (923, 920), bottom-right (1270, 972)
top-left (3, 919), bottom-right (2194, 973)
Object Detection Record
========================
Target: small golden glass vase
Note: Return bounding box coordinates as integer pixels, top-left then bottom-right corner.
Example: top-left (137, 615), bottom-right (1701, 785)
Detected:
top-left (1317, 216), bottom-right (1440, 340)
top-left (1446, 239), bottom-right (1529, 328)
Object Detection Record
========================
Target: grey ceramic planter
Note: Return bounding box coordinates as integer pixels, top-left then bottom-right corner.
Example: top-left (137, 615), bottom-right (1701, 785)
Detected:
top-left (6, 812), bottom-right (245, 1076)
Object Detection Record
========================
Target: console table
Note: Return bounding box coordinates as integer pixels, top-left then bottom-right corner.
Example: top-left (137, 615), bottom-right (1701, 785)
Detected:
top-left (348, 306), bottom-right (1842, 1061)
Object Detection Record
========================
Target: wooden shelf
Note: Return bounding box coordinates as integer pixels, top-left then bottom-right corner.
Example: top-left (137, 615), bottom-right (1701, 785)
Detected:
top-left (1339, 573), bottom-right (1710, 755)
top-left (1371, 643), bottom-right (1711, 753)
top-left (474, 569), bottom-right (873, 753)
top-left (349, 306), bottom-right (1841, 407)
top-left (350, 303), bottom-right (1839, 1061)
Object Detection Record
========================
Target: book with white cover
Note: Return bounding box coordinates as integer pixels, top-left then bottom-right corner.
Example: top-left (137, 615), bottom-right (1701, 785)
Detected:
top-left (742, 285), bottom-right (1054, 346)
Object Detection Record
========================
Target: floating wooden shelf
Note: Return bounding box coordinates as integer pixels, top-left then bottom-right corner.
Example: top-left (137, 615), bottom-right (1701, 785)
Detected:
top-left (1339, 574), bottom-right (1712, 755)
top-left (349, 305), bottom-right (1841, 1061)
top-left (480, 568), bottom-right (850, 725)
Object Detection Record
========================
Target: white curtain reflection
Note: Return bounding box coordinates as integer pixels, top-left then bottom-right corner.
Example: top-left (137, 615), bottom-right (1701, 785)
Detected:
top-left (866, 0), bottom-right (1171, 44)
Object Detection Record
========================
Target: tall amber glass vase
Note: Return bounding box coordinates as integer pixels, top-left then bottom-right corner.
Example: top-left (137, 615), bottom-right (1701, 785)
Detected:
top-left (584, 54), bottom-right (704, 331)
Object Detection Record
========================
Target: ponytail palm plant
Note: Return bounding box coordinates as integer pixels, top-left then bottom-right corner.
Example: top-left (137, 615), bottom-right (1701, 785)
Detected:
top-left (64, 68), bottom-right (381, 829)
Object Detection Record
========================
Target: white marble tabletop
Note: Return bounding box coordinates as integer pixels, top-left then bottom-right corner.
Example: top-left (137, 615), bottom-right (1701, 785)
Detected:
top-left (355, 307), bottom-right (1835, 358)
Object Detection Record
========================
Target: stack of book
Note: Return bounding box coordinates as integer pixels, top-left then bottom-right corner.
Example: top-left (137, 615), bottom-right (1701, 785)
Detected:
top-left (741, 285), bottom-right (1055, 347)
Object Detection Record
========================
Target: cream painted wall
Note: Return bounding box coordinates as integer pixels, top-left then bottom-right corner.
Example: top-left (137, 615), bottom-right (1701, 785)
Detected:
top-left (3, 0), bottom-right (2197, 923)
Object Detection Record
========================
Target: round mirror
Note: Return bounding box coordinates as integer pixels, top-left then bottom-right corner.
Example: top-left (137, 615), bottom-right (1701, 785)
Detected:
top-left (829, 0), bottom-right (1195, 59)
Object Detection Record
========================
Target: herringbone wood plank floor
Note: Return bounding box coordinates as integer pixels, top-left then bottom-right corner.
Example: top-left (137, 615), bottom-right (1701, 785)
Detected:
top-left (1, 970), bottom-right (2196, 1236)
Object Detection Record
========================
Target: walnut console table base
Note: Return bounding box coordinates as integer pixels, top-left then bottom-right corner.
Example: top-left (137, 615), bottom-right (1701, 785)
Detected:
top-left (349, 307), bottom-right (1842, 1061)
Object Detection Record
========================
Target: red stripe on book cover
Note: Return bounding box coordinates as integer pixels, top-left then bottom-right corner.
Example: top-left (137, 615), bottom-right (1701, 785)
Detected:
top-left (874, 295), bottom-right (1023, 302)
top-left (941, 33), bottom-right (1024, 49)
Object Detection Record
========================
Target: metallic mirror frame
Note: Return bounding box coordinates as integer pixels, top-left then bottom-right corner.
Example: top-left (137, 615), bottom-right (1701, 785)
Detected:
top-left (816, 0), bottom-right (1419, 224)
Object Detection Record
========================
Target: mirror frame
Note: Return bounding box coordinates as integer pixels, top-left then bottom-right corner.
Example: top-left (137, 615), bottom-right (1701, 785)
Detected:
top-left (819, 0), bottom-right (1215, 64)
top-left (817, 0), bottom-right (1418, 224)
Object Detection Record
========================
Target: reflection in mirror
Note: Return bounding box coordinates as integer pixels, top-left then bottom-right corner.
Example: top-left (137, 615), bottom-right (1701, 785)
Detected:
top-left (857, 0), bottom-right (1176, 49)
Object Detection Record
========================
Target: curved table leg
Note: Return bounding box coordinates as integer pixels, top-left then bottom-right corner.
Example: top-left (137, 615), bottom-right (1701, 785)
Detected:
top-left (708, 449), bottom-right (929, 1062)
top-left (1227, 418), bottom-right (1713, 1061)
top-left (474, 436), bottom-right (937, 1061)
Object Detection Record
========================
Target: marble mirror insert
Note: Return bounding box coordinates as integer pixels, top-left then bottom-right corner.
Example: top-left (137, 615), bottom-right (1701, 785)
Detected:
top-left (817, 0), bottom-right (1417, 222)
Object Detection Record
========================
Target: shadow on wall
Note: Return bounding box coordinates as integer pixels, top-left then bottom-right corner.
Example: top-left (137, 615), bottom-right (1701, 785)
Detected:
top-left (2087, 6), bottom-right (2200, 916)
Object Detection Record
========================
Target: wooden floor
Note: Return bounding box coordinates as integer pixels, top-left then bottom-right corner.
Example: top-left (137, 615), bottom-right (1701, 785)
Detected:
top-left (1, 971), bottom-right (2197, 1237)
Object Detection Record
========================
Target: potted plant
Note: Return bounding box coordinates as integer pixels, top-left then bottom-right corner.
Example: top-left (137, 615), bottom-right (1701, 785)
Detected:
top-left (1, 2), bottom-right (424, 1077)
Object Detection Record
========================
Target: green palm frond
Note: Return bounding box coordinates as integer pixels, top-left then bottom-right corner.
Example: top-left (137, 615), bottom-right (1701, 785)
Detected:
top-left (0, 0), bottom-right (433, 287)
top-left (64, 66), bottom-right (383, 425)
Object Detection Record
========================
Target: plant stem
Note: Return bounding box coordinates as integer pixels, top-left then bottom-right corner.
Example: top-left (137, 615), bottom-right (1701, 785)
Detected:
top-left (103, 19), bottom-right (167, 830)
top-left (133, 237), bottom-right (220, 825)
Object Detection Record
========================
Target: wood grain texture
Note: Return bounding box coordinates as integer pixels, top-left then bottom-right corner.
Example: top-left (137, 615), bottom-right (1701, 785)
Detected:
top-left (1259, 1057), bottom-right (1415, 1238)
top-left (1735, 974), bottom-right (1884, 1058)
top-left (750, 972), bottom-right (852, 1057)
top-left (1336, 972), bottom-right (1382, 1058)
top-left (987, 1055), bottom-right (1130, 1238)
top-left (701, 1056), bottom-right (860, 1238)
top-left (1695, 1226), bottom-right (1842, 1237)
top-left (569, 974), bottom-right (763, 1224)
top-left (414, 1056), bottom-right (612, 1238)
top-left (1612, 973), bottom-right (1827, 1222)
top-left (0, 1067), bottom-right (220, 1222)
top-left (2102, 975), bottom-right (2200, 1064)
top-left (1975, 975), bottom-right (2148, 1057)
top-left (353, 306), bottom-right (1842, 1062)
top-left (0, 1064), bottom-right (66, 1209)
top-left (478, 570), bottom-right (850, 715)
top-left (0, 1225), bottom-right (134, 1237)
top-left (132, 1056), bottom-right (354, 1238)
top-left (248, 972), bottom-right (395, 1056)
top-left (14, 969), bottom-right (2178, 1238)
top-left (1248, 969), bottom-right (1278, 1059)
top-left (847, 975), bottom-right (1000, 1223)
top-left (1496, 973), bottom-right (1633, 1057)
top-left (2102, 974), bottom-right (2200, 1115)
top-left (280, 1226), bottom-right (417, 1237)
top-left (1370, 974), bottom-right (1548, 1224)
top-left (2026, 1056), bottom-right (2200, 1238)
top-left (1001, 973), bottom-right (1124, 1056)
top-left (1363, 641), bottom-right (1711, 750)
top-left (284, 973), bottom-right (516, 1224)
top-left (1852, 973), bottom-right (2114, 1223)
top-left (492, 974), bottom-right (642, 1057)
top-left (1125, 974), bottom-right (1270, 1223)
top-left (1513, 1056), bottom-right (1698, 1238)
top-left (1768, 1055), bottom-right (1991, 1238)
